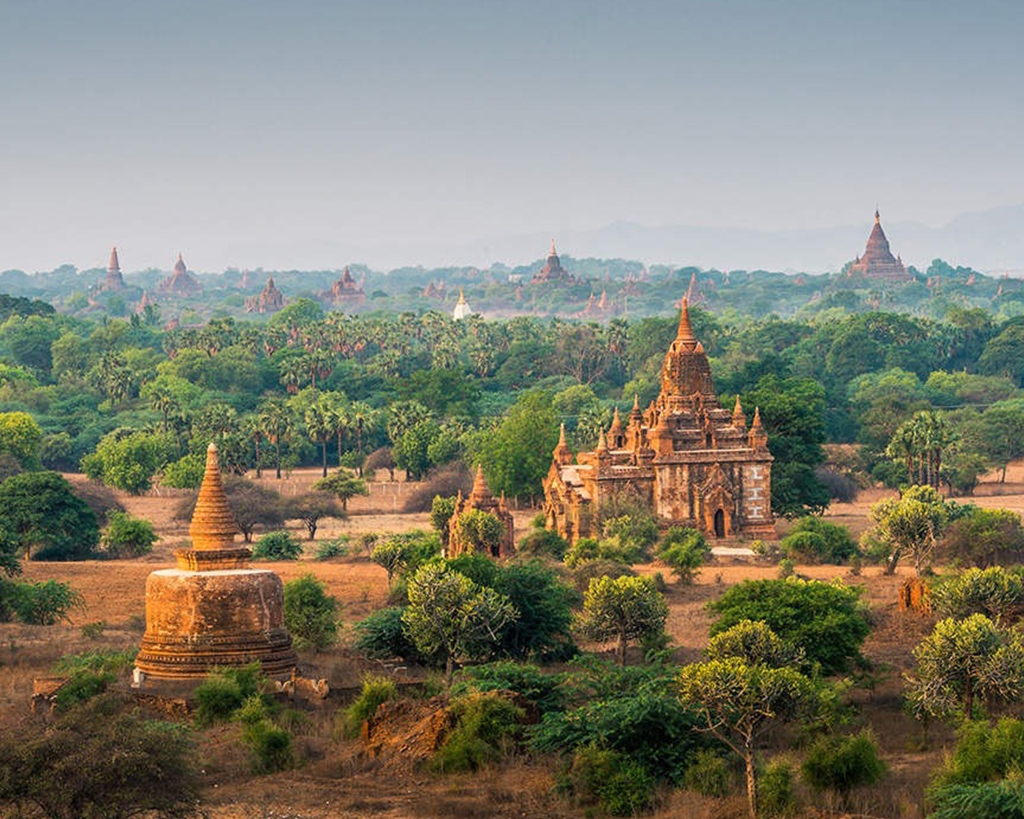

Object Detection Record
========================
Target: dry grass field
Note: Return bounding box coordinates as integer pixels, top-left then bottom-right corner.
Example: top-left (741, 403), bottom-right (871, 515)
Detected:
top-left (5, 472), bottom-right (1024, 818)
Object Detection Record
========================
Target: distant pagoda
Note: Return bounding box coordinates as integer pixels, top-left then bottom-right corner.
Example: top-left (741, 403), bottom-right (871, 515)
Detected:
top-left (320, 266), bottom-right (366, 306)
top-left (103, 246), bottom-right (126, 291)
top-left (245, 275), bottom-right (286, 314)
top-left (452, 286), bottom-right (473, 320)
top-left (847, 210), bottom-right (910, 281)
top-left (531, 239), bottom-right (575, 284)
top-left (158, 252), bottom-right (203, 297)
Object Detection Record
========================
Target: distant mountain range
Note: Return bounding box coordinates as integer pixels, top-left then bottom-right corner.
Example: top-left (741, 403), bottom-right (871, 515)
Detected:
top-left (214, 201), bottom-right (1024, 275)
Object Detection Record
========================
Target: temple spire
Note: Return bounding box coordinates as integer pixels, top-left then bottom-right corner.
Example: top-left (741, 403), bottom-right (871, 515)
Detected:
top-left (188, 443), bottom-right (239, 551)
top-left (108, 246), bottom-right (120, 272)
top-left (875, 207), bottom-right (880, 224)
top-left (610, 406), bottom-right (623, 433)
top-left (549, 237), bottom-right (557, 257)
top-left (471, 464), bottom-right (492, 501)
top-left (457, 286), bottom-right (466, 305)
top-left (733, 395), bottom-right (746, 428)
top-left (676, 298), bottom-right (696, 344)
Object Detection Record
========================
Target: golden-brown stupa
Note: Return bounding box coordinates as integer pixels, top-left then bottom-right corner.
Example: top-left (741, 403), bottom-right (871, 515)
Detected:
top-left (135, 443), bottom-right (296, 681)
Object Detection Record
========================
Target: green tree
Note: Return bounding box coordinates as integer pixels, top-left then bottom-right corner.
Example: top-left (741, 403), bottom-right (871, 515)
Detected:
top-left (431, 496), bottom-right (457, 548)
top-left (402, 563), bottom-right (516, 683)
top-left (82, 430), bottom-right (175, 495)
top-left (976, 402), bottom-right (1024, 482)
top-left (304, 397), bottom-right (337, 478)
top-left (866, 484), bottom-right (951, 574)
top-left (258, 399), bottom-right (293, 479)
top-left (371, 539), bottom-right (407, 588)
top-left (576, 575), bottom-right (668, 665)
top-left (286, 492), bottom-right (342, 540)
top-left (677, 657), bottom-right (821, 819)
top-left (314, 470), bottom-right (368, 511)
top-left (453, 510), bottom-right (505, 556)
top-left (0, 471), bottom-right (99, 560)
top-left (101, 512), bottom-right (157, 558)
top-left (942, 508), bottom-right (1024, 568)
top-left (905, 614), bottom-right (1024, 719)
top-left (283, 573), bottom-right (339, 650)
top-left (473, 390), bottom-right (560, 501)
top-left (0, 412), bottom-right (43, 468)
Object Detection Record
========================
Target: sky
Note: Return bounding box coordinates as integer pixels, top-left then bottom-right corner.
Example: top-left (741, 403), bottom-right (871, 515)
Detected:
top-left (2, 0), bottom-right (1023, 272)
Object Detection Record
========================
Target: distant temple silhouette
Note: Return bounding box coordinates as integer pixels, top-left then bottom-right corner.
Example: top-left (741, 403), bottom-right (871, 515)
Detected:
top-left (531, 239), bottom-right (575, 284)
top-left (319, 266), bottom-right (365, 306)
top-left (159, 253), bottom-right (202, 297)
top-left (847, 210), bottom-right (910, 281)
top-left (246, 275), bottom-right (285, 314)
top-left (103, 246), bottom-right (126, 291)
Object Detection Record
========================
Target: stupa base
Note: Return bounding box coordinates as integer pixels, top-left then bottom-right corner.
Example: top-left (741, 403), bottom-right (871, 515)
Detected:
top-left (135, 568), bottom-right (297, 680)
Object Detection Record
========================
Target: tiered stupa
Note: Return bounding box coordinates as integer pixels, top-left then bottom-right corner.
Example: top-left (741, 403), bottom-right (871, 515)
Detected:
top-left (847, 210), bottom-right (910, 281)
top-left (159, 252), bottom-right (203, 297)
top-left (319, 266), bottom-right (366, 306)
top-left (103, 246), bottom-right (126, 291)
top-left (452, 286), bottom-right (473, 320)
top-left (531, 239), bottom-right (574, 283)
top-left (245, 275), bottom-right (286, 313)
top-left (135, 444), bottom-right (296, 681)
top-left (447, 466), bottom-right (515, 558)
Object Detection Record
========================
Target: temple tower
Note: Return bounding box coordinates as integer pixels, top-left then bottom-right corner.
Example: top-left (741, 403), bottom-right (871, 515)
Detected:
top-left (104, 246), bottom-right (126, 291)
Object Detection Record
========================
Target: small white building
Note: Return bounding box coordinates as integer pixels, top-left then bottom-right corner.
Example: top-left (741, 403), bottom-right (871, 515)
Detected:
top-left (453, 286), bottom-right (473, 320)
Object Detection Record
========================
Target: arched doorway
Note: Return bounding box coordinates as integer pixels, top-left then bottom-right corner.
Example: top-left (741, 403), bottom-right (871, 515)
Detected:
top-left (714, 508), bottom-right (726, 538)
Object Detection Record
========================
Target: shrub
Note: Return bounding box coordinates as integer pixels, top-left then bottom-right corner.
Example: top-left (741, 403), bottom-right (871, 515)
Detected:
top-left (452, 661), bottom-right (565, 715)
top-left (934, 718), bottom-right (1024, 787)
top-left (815, 467), bottom-right (858, 503)
top-left (193, 663), bottom-right (269, 727)
top-left (928, 780), bottom-right (1024, 819)
top-left (658, 526), bottom-right (711, 584)
top-left (430, 495), bottom-right (457, 547)
top-left (778, 558), bottom-right (795, 578)
top-left (402, 461), bottom-right (473, 512)
top-left (759, 758), bottom-right (799, 818)
top-left (453, 509), bottom-right (505, 556)
top-left (0, 695), bottom-right (198, 819)
top-left (0, 471), bottom-right (99, 560)
top-left (569, 558), bottom-right (636, 592)
top-left (931, 567), bottom-right (1024, 625)
top-left (69, 480), bottom-right (124, 527)
top-left (314, 537), bottom-right (349, 560)
top-left (517, 527), bottom-right (568, 560)
top-left (708, 578), bottom-right (871, 674)
top-left (942, 508), bottom-right (1024, 568)
top-left (339, 674), bottom-right (397, 738)
top-left (251, 530), bottom-right (302, 561)
top-left (564, 537), bottom-right (602, 568)
top-left (601, 512), bottom-right (659, 561)
top-left (236, 695), bottom-right (294, 774)
top-left (101, 512), bottom-right (157, 558)
top-left (487, 559), bottom-right (577, 661)
top-left (432, 692), bottom-right (524, 773)
top-left (557, 746), bottom-right (656, 817)
top-left (801, 731), bottom-right (886, 797)
top-left (160, 452), bottom-right (206, 489)
top-left (352, 607), bottom-right (425, 662)
top-left (10, 580), bottom-right (83, 624)
top-left (780, 517), bottom-right (858, 564)
top-left (53, 671), bottom-right (115, 712)
top-left (683, 748), bottom-right (733, 798)
top-left (53, 649), bottom-right (136, 676)
top-left (283, 574), bottom-right (339, 650)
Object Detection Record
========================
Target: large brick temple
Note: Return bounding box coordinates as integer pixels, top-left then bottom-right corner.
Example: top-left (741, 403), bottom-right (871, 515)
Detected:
top-left (543, 300), bottom-right (775, 542)
top-left (847, 209), bottom-right (910, 281)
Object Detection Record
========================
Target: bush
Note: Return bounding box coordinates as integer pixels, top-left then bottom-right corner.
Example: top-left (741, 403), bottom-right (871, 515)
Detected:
top-left (658, 526), bottom-right (711, 584)
top-left (801, 731), bottom-right (886, 797)
top-left (193, 664), bottom-right (269, 727)
top-left (0, 471), bottom-right (99, 560)
top-left (943, 508), bottom-right (1024, 568)
top-left (708, 578), bottom-right (871, 675)
top-left (339, 674), bottom-right (397, 738)
top-left (517, 527), bottom-right (568, 560)
top-left (931, 568), bottom-right (1024, 625)
top-left (402, 461), bottom-right (473, 512)
top-left (101, 512), bottom-right (157, 558)
top-left (683, 748), bottom-right (733, 798)
top-left (452, 661), bottom-right (565, 715)
top-left (69, 480), bottom-right (124, 527)
top-left (569, 558), bottom-right (636, 592)
top-left (236, 695), bottom-right (294, 774)
top-left (778, 558), bottom-right (795, 578)
top-left (815, 467), bottom-right (858, 503)
top-left (283, 574), bottom-right (339, 650)
top-left (53, 649), bottom-right (136, 676)
top-left (53, 670), bottom-right (115, 712)
top-left (928, 780), bottom-right (1024, 819)
top-left (9, 579), bottom-right (83, 624)
top-left (564, 537), bottom-right (602, 568)
top-left (432, 692), bottom-right (524, 773)
top-left (759, 758), bottom-right (799, 818)
top-left (934, 718), bottom-right (1024, 788)
top-left (160, 452), bottom-right (206, 489)
top-left (251, 530), bottom-right (302, 561)
top-left (0, 695), bottom-right (198, 819)
top-left (780, 517), bottom-right (858, 564)
top-left (430, 495), bottom-right (457, 547)
top-left (353, 607), bottom-right (428, 663)
top-left (314, 537), bottom-right (349, 560)
top-left (601, 512), bottom-right (659, 561)
top-left (557, 746), bottom-right (656, 816)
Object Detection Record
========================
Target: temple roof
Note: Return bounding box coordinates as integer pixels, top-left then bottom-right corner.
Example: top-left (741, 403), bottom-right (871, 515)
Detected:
top-left (189, 443), bottom-right (239, 550)
top-left (174, 252), bottom-right (187, 274)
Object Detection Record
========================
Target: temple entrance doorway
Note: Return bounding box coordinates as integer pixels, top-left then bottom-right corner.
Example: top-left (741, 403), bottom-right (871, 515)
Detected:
top-left (714, 508), bottom-right (726, 538)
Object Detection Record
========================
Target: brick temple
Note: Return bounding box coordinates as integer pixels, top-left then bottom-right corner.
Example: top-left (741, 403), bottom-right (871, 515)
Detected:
top-left (847, 209), bottom-right (910, 281)
top-left (543, 300), bottom-right (775, 543)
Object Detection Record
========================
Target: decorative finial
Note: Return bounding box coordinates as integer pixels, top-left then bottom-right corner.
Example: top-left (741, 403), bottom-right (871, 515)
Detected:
top-left (875, 207), bottom-right (880, 223)
top-left (458, 286), bottom-right (466, 305)
top-left (677, 297), bottom-right (696, 343)
top-left (549, 237), bottom-right (557, 257)
top-left (633, 394), bottom-right (640, 411)
top-left (558, 422), bottom-right (567, 446)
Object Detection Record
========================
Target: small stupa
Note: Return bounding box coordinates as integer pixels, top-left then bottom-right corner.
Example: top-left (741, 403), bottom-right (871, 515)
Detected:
top-left (447, 466), bottom-right (515, 558)
top-left (452, 286), bottom-right (473, 320)
top-left (135, 443), bottom-right (296, 682)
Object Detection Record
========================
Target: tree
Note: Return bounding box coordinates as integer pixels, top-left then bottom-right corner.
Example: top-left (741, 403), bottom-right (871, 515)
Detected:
top-left (175, 477), bottom-right (286, 543)
top-left (82, 430), bottom-right (175, 495)
top-left (453, 509), bottom-right (504, 556)
top-left (304, 398), bottom-right (337, 478)
top-left (677, 657), bottom-right (821, 819)
top-left (0, 471), bottom-right (99, 560)
top-left (348, 401), bottom-right (377, 472)
top-left (430, 496), bottom-right (457, 548)
top-left (473, 390), bottom-right (560, 501)
top-left (931, 568), bottom-right (1024, 626)
top-left (286, 492), bottom-right (343, 540)
top-left (943, 508), bottom-right (1024, 568)
top-left (705, 619), bottom-right (802, 668)
top-left (393, 418), bottom-right (442, 481)
top-left (905, 614), bottom-right (1024, 719)
top-left (708, 578), bottom-right (870, 675)
top-left (371, 540), bottom-right (407, 588)
top-left (258, 399), bottom-right (293, 479)
top-left (314, 470), bottom-right (369, 511)
top-left (976, 402), bottom-right (1024, 483)
top-left (576, 575), bottom-right (668, 665)
top-left (0, 696), bottom-right (198, 819)
top-left (0, 411), bottom-right (42, 468)
top-left (101, 512), bottom-right (157, 558)
top-left (283, 574), bottom-right (339, 650)
top-left (657, 526), bottom-right (711, 584)
top-left (402, 563), bottom-right (516, 683)
top-left (365, 446), bottom-right (396, 481)
top-left (866, 484), bottom-right (951, 574)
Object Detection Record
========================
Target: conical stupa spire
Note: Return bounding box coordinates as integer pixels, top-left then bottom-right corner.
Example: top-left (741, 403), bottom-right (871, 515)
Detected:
top-left (733, 395), bottom-right (746, 427)
top-left (549, 237), bottom-right (557, 257)
top-left (557, 422), bottom-right (567, 448)
top-left (471, 464), bottom-right (492, 501)
top-left (610, 406), bottom-right (623, 433)
top-left (676, 298), bottom-right (696, 344)
top-left (458, 286), bottom-right (466, 305)
top-left (109, 246), bottom-right (120, 272)
top-left (633, 394), bottom-right (640, 412)
top-left (189, 443), bottom-right (239, 550)
top-left (751, 406), bottom-right (764, 430)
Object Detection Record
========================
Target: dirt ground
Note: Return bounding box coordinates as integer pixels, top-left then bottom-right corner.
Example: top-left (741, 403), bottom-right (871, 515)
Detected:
top-left (5, 475), bottom-right (1024, 818)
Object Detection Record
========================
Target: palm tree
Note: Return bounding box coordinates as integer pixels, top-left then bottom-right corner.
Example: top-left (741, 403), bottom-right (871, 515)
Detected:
top-left (258, 399), bottom-right (293, 479)
top-left (279, 356), bottom-right (306, 394)
top-left (326, 393), bottom-right (351, 468)
top-left (242, 415), bottom-right (265, 478)
top-left (348, 401), bottom-right (377, 475)
top-left (305, 397), bottom-right (338, 478)
top-left (148, 388), bottom-right (180, 433)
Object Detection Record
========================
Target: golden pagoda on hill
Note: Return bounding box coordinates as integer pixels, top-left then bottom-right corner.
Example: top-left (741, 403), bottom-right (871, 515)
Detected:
top-left (134, 443), bottom-right (296, 682)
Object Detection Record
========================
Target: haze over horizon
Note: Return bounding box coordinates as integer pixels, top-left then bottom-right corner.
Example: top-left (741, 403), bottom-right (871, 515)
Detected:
top-left (3, 0), bottom-right (1024, 273)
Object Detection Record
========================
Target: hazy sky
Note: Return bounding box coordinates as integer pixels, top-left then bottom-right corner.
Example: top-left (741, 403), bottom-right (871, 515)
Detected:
top-left (2, 0), bottom-right (1023, 272)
